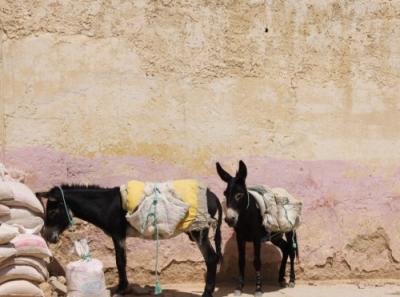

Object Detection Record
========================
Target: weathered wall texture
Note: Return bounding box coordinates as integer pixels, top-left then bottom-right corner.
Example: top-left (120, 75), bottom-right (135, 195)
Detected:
top-left (1, 0), bottom-right (400, 284)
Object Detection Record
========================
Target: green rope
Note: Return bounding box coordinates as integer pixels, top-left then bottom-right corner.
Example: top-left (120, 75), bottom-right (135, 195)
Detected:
top-left (281, 202), bottom-right (297, 249)
top-left (74, 240), bottom-right (92, 263)
top-left (142, 187), bottom-right (162, 295)
top-left (78, 245), bottom-right (92, 262)
top-left (57, 186), bottom-right (75, 226)
top-left (292, 231), bottom-right (297, 249)
top-left (81, 254), bottom-right (92, 262)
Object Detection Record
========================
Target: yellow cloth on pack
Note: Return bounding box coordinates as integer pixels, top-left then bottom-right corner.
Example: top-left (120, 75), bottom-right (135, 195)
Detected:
top-left (173, 180), bottom-right (199, 231)
top-left (125, 180), bottom-right (145, 212)
top-left (123, 179), bottom-right (200, 231)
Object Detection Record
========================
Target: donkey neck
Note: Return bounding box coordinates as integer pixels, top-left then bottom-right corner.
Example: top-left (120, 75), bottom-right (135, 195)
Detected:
top-left (238, 193), bottom-right (261, 220)
top-left (62, 187), bottom-right (119, 229)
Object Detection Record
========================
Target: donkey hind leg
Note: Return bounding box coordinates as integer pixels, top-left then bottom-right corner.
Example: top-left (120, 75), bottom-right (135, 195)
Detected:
top-left (191, 229), bottom-right (218, 297)
top-left (112, 237), bottom-right (129, 294)
top-left (253, 238), bottom-right (263, 296)
top-left (235, 236), bottom-right (246, 296)
top-left (271, 235), bottom-right (289, 288)
top-left (286, 232), bottom-right (296, 288)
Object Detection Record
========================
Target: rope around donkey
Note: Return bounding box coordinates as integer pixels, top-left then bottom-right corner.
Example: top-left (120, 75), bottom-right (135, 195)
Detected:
top-left (142, 187), bottom-right (162, 295)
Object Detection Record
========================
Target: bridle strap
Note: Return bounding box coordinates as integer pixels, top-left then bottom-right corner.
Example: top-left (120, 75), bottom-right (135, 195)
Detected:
top-left (57, 186), bottom-right (75, 226)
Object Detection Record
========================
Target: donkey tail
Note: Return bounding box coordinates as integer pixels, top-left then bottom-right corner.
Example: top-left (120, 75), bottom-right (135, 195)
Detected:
top-left (215, 196), bottom-right (223, 264)
top-left (295, 231), bottom-right (300, 263)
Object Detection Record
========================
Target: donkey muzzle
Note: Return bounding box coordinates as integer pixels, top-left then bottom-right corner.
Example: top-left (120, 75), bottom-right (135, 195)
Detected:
top-left (225, 217), bottom-right (237, 227)
top-left (43, 227), bottom-right (60, 243)
top-left (225, 208), bottom-right (239, 227)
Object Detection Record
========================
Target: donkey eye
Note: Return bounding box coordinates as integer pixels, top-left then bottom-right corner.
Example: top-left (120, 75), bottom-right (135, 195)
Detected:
top-left (235, 193), bottom-right (244, 201)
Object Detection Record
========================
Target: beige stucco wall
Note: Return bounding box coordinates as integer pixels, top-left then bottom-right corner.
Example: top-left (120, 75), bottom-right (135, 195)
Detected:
top-left (1, 1), bottom-right (400, 164)
top-left (0, 32), bottom-right (4, 160)
top-left (1, 0), bottom-right (400, 284)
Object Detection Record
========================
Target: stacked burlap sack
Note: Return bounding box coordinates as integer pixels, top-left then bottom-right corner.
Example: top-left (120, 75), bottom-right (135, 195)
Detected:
top-left (0, 164), bottom-right (51, 297)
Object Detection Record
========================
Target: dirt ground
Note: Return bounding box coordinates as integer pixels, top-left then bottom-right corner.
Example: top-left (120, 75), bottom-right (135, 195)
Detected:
top-left (41, 279), bottom-right (400, 296)
top-left (118, 281), bottom-right (400, 297)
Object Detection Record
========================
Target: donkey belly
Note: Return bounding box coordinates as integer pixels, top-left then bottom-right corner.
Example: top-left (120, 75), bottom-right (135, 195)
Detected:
top-left (126, 224), bottom-right (197, 240)
top-left (126, 225), bottom-right (140, 237)
top-left (236, 222), bottom-right (264, 242)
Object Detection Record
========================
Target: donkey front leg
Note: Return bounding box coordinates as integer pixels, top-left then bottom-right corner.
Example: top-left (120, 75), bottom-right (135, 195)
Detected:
top-left (253, 239), bottom-right (262, 296)
top-left (112, 237), bottom-right (129, 294)
top-left (235, 236), bottom-right (246, 296)
top-left (286, 232), bottom-right (296, 288)
top-left (191, 229), bottom-right (218, 297)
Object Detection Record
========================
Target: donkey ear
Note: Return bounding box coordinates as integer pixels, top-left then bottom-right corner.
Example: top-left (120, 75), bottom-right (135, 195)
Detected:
top-left (35, 192), bottom-right (49, 198)
top-left (216, 162), bottom-right (232, 182)
top-left (36, 191), bottom-right (57, 202)
top-left (47, 196), bottom-right (57, 202)
top-left (237, 160), bottom-right (247, 181)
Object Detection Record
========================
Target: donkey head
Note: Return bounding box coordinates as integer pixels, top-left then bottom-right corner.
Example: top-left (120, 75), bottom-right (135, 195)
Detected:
top-left (36, 187), bottom-right (72, 243)
top-left (216, 160), bottom-right (248, 227)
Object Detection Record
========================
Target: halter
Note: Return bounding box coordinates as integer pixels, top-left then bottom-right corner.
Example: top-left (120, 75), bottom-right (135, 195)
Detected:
top-left (57, 186), bottom-right (75, 226)
top-left (245, 189), bottom-right (250, 210)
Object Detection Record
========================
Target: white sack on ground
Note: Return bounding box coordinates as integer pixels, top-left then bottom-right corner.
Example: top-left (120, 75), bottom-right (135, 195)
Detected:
top-left (0, 280), bottom-right (44, 297)
top-left (0, 245), bottom-right (17, 265)
top-left (66, 240), bottom-right (109, 297)
top-left (0, 205), bottom-right (10, 217)
top-left (11, 234), bottom-right (52, 259)
top-left (0, 207), bottom-right (37, 223)
top-left (0, 182), bottom-right (14, 202)
top-left (0, 257), bottom-right (49, 280)
top-left (0, 224), bottom-right (19, 244)
top-left (1, 182), bottom-right (44, 214)
top-left (0, 265), bottom-right (46, 284)
top-left (7, 217), bottom-right (44, 235)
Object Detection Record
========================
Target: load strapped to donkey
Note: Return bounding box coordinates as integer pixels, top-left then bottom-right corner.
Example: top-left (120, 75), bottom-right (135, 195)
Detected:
top-left (248, 185), bottom-right (302, 233)
top-left (120, 179), bottom-right (213, 239)
top-left (120, 179), bottom-right (218, 294)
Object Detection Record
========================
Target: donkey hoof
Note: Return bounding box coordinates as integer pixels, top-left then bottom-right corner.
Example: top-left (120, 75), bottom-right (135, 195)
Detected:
top-left (288, 281), bottom-right (295, 288)
top-left (234, 289), bottom-right (242, 296)
top-left (113, 291), bottom-right (129, 297)
top-left (113, 288), bottom-right (129, 296)
top-left (112, 282), bottom-right (130, 294)
top-left (279, 281), bottom-right (286, 288)
top-left (254, 290), bottom-right (263, 297)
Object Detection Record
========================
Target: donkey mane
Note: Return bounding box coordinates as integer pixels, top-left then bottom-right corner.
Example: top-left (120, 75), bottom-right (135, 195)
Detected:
top-left (51, 184), bottom-right (115, 191)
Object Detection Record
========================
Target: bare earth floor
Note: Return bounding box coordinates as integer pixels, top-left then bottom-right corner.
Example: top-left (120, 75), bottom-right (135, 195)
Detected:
top-left (122, 281), bottom-right (400, 297)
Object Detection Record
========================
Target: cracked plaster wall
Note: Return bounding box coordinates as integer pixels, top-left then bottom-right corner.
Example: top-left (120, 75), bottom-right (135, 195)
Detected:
top-left (1, 0), bottom-right (400, 283)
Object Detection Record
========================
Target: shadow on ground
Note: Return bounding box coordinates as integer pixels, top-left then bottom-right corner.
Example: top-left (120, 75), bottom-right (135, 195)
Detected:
top-left (110, 284), bottom-right (202, 297)
top-left (218, 232), bottom-right (284, 284)
top-left (110, 231), bottom-right (291, 296)
top-left (111, 283), bottom-right (286, 297)
top-left (110, 283), bottom-right (205, 297)
top-left (214, 283), bottom-right (282, 297)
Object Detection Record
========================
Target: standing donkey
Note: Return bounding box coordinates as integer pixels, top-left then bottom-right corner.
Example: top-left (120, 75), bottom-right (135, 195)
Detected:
top-left (37, 184), bottom-right (222, 297)
top-left (216, 161), bottom-right (298, 296)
